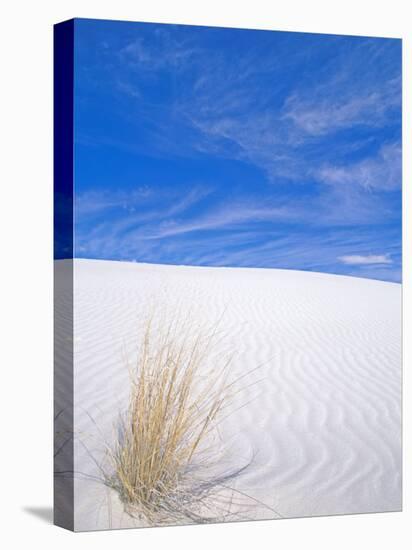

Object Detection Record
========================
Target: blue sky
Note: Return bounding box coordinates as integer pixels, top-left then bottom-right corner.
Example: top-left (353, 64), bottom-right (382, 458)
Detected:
top-left (73, 19), bottom-right (402, 282)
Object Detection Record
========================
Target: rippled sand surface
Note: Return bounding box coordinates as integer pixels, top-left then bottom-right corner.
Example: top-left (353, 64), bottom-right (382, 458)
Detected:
top-left (57, 259), bottom-right (401, 531)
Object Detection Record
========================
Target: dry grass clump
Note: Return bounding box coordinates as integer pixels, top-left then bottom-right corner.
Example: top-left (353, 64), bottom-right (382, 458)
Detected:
top-left (103, 315), bottom-right (252, 524)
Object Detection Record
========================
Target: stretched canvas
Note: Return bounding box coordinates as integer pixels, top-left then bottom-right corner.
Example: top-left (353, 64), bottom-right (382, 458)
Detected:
top-left (54, 18), bottom-right (402, 532)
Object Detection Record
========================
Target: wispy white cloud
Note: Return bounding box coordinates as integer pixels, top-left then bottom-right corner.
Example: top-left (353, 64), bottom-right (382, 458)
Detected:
top-left (140, 202), bottom-right (296, 240)
top-left (283, 75), bottom-right (400, 137)
top-left (75, 186), bottom-right (152, 216)
top-left (76, 184), bottom-right (209, 218)
top-left (116, 79), bottom-right (141, 98)
top-left (75, 184), bottom-right (214, 253)
top-left (338, 254), bottom-right (392, 265)
top-left (120, 34), bottom-right (198, 71)
top-left (317, 142), bottom-right (401, 191)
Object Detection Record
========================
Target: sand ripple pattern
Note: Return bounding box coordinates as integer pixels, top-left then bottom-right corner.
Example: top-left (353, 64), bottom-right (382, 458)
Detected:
top-left (66, 260), bottom-right (401, 531)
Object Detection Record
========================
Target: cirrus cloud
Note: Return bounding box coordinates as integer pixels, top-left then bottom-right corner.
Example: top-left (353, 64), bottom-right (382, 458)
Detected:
top-left (338, 254), bottom-right (393, 265)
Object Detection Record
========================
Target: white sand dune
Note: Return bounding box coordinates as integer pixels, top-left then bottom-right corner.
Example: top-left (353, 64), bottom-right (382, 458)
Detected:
top-left (56, 259), bottom-right (401, 531)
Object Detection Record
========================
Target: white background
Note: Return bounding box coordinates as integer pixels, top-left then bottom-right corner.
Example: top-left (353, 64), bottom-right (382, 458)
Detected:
top-left (0, 0), bottom-right (410, 548)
